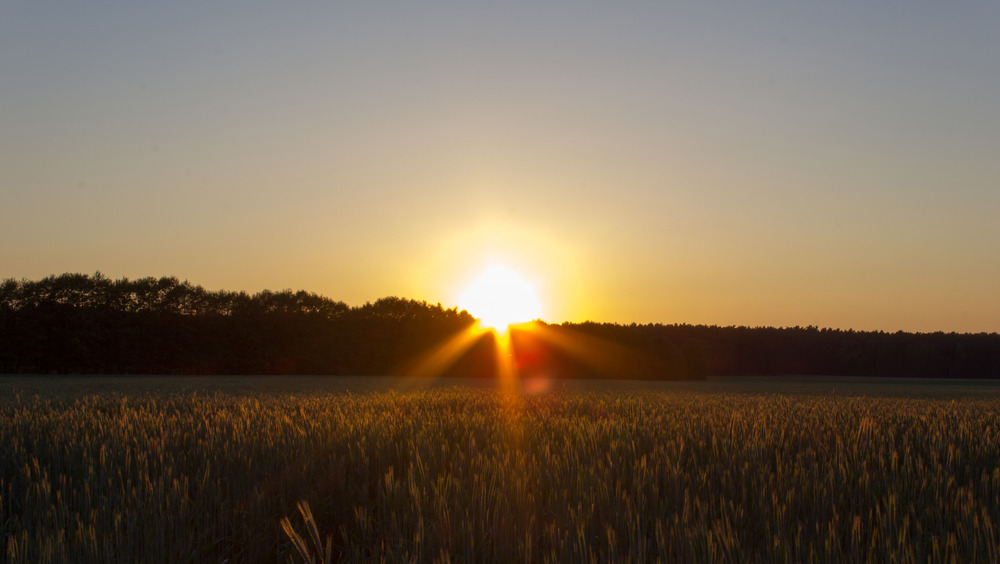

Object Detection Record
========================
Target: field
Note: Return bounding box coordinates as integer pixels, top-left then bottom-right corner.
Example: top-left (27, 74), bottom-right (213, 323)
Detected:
top-left (2, 376), bottom-right (1000, 562)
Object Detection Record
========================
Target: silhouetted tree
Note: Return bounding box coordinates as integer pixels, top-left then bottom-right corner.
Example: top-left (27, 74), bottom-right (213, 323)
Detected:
top-left (2, 273), bottom-right (999, 379)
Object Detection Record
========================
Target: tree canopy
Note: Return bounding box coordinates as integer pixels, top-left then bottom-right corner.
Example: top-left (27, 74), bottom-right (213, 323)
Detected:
top-left (2, 273), bottom-right (998, 379)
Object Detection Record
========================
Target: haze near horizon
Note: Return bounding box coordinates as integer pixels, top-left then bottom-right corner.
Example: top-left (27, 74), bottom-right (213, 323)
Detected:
top-left (2, 2), bottom-right (998, 333)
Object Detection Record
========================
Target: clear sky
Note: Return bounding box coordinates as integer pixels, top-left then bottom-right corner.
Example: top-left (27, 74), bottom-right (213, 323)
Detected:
top-left (3, 2), bottom-right (999, 332)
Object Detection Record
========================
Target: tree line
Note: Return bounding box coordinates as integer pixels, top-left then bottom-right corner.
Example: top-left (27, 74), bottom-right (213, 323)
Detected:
top-left (1, 273), bottom-right (998, 379)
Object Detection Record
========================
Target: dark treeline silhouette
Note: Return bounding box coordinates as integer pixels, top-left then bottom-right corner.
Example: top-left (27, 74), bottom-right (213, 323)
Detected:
top-left (550, 321), bottom-right (1000, 379)
top-left (0, 273), bottom-right (478, 376)
top-left (1, 273), bottom-right (998, 379)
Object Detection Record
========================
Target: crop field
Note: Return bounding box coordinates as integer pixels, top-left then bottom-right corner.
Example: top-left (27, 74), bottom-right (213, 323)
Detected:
top-left (2, 376), bottom-right (1000, 562)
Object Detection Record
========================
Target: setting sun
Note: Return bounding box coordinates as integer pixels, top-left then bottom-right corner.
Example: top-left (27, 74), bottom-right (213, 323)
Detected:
top-left (457, 265), bottom-right (542, 334)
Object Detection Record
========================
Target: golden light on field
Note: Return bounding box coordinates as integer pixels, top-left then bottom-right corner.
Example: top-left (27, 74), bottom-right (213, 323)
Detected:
top-left (457, 265), bottom-right (542, 335)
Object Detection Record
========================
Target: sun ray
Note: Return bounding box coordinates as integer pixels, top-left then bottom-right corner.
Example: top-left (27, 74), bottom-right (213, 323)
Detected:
top-left (515, 322), bottom-right (639, 378)
top-left (490, 324), bottom-right (521, 391)
top-left (398, 325), bottom-right (489, 384)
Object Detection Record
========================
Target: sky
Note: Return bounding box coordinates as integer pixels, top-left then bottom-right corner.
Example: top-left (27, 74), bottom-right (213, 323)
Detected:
top-left (2, 2), bottom-right (999, 333)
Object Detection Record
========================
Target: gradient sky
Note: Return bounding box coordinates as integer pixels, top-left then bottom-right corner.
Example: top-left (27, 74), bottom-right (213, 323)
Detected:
top-left (3, 2), bottom-right (999, 332)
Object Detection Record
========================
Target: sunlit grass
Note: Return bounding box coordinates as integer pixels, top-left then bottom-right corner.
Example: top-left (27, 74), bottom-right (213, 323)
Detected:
top-left (2, 384), bottom-right (999, 562)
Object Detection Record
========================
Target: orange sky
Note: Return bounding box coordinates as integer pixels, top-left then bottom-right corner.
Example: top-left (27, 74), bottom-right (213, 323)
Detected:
top-left (2, 3), bottom-right (999, 332)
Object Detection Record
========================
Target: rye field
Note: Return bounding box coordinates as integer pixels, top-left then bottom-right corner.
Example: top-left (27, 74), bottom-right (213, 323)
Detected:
top-left (2, 376), bottom-right (1000, 562)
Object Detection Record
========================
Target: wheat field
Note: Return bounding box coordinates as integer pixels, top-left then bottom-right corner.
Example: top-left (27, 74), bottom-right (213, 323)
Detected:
top-left (2, 376), bottom-right (999, 562)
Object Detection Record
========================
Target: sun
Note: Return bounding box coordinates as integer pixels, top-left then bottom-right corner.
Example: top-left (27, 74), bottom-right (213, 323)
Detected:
top-left (458, 265), bottom-right (542, 334)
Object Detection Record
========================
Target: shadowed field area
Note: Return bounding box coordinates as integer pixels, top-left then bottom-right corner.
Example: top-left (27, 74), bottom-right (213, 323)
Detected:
top-left (4, 374), bottom-right (1000, 398)
top-left (3, 376), bottom-right (999, 562)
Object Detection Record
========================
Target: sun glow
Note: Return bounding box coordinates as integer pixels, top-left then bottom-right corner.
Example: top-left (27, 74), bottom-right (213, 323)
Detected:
top-left (458, 265), bottom-right (542, 335)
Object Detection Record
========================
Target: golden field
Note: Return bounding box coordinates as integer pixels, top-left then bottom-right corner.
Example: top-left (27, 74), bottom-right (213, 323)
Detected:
top-left (2, 376), bottom-right (999, 562)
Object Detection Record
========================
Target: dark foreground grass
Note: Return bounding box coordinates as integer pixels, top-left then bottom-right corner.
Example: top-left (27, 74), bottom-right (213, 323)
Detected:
top-left (2, 379), bottom-right (999, 562)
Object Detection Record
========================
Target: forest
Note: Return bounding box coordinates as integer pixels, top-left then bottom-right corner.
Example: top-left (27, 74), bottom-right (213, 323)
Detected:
top-left (1, 272), bottom-right (999, 379)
